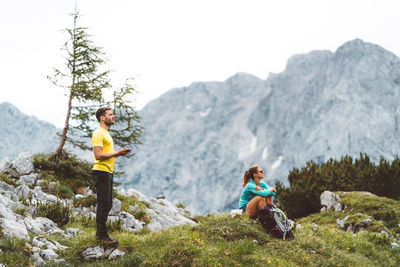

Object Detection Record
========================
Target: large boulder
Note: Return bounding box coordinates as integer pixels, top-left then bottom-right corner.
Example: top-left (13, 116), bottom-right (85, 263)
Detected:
top-left (12, 152), bottom-right (34, 175)
top-left (320, 191), bottom-right (343, 212)
top-left (24, 217), bottom-right (64, 235)
top-left (146, 198), bottom-right (196, 232)
top-left (0, 218), bottom-right (29, 240)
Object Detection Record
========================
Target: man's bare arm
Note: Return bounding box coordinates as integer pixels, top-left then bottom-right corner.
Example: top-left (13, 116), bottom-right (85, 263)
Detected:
top-left (93, 146), bottom-right (130, 160)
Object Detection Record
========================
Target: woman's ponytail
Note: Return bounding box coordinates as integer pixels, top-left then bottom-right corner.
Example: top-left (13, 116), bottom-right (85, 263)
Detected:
top-left (242, 165), bottom-right (260, 187)
top-left (242, 170), bottom-right (250, 187)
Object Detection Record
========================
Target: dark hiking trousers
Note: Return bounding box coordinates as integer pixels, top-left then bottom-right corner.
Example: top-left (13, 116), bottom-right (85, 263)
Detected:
top-left (92, 170), bottom-right (113, 237)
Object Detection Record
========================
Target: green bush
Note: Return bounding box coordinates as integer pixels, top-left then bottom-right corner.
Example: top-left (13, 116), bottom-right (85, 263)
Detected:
top-left (33, 151), bottom-right (94, 193)
top-left (35, 200), bottom-right (71, 227)
top-left (73, 195), bottom-right (97, 208)
top-left (14, 207), bottom-right (28, 217)
top-left (0, 173), bottom-right (18, 187)
top-left (277, 153), bottom-right (400, 219)
top-left (57, 184), bottom-right (74, 199)
top-left (69, 215), bottom-right (96, 228)
top-left (176, 203), bottom-right (186, 209)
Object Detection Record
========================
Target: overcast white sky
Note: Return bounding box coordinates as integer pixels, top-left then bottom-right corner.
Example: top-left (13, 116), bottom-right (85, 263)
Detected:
top-left (1, 0), bottom-right (400, 127)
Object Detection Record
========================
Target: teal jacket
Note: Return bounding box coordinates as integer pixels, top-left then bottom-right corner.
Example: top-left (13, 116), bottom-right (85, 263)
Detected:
top-left (238, 180), bottom-right (276, 209)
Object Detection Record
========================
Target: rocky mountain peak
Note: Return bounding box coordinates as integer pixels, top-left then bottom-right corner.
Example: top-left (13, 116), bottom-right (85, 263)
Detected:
top-left (122, 39), bottom-right (400, 213)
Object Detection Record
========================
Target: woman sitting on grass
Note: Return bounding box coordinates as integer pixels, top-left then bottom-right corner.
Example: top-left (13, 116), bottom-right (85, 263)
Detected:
top-left (238, 165), bottom-right (277, 218)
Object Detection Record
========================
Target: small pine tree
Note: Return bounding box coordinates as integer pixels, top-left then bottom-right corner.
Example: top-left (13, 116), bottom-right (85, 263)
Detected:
top-left (49, 9), bottom-right (142, 159)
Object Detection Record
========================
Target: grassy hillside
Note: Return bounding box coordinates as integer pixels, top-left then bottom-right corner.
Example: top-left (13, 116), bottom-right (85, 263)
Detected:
top-left (1, 192), bottom-right (399, 266)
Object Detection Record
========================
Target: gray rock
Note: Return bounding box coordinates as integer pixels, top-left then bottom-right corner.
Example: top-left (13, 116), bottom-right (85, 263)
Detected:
top-left (14, 184), bottom-right (33, 199)
top-left (0, 202), bottom-right (17, 221)
top-left (146, 198), bottom-right (196, 232)
top-left (296, 224), bottom-right (303, 229)
top-left (361, 218), bottom-right (372, 226)
top-left (230, 209), bottom-right (243, 218)
top-left (320, 191), bottom-right (342, 211)
top-left (337, 216), bottom-right (349, 230)
top-left (0, 181), bottom-right (15, 192)
top-left (32, 252), bottom-right (46, 266)
top-left (391, 242), bottom-right (399, 249)
top-left (381, 230), bottom-right (389, 237)
top-left (103, 248), bottom-right (115, 258)
top-left (32, 236), bottom-right (68, 251)
top-left (18, 173), bottom-right (39, 186)
top-left (24, 217), bottom-right (64, 235)
top-left (312, 223), bottom-right (318, 231)
top-left (0, 158), bottom-right (19, 178)
top-left (129, 204), bottom-right (139, 213)
top-left (12, 152), bottom-right (34, 175)
top-left (32, 186), bottom-right (58, 203)
top-left (118, 189), bottom-right (196, 232)
top-left (333, 202), bottom-right (343, 212)
top-left (108, 249), bottom-right (126, 259)
top-left (4, 192), bottom-right (20, 203)
top-left (109, 199), bottom-right (121, 215)
top-left (0, 218), bottom-right (29, 240)
top-left (180, 205), bottom-right (199, 219)
top-left (65, 227), bottom-right (83, 237)
top-left (118, 211), bottom-right (144, 231)
top-left (40, 248), bottom-right (59, 261)
top-left (82, 246), bottom-right (105, 260)
top-left (9, 200), bottom-right (26, 212)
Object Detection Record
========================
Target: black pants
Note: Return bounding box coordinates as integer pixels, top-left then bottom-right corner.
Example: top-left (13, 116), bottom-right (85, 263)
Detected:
top-left (92, 170), bottom-right (113, 237)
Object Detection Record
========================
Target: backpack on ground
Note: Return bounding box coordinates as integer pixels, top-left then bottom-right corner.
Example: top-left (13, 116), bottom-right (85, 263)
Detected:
top-left (257, 204), bottom-right (294, 240)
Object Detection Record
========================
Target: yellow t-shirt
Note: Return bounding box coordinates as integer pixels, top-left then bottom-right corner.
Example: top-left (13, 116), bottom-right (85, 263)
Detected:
top-left (92, 127), bottom-right (114, 173)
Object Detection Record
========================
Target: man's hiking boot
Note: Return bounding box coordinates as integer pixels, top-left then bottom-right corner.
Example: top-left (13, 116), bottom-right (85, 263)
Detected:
top-left (95, 233), bottom-right (119, 247)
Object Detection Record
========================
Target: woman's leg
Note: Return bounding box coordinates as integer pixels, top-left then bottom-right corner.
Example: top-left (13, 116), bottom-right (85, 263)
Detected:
top-left (245, 196), bottom-right (266, 218)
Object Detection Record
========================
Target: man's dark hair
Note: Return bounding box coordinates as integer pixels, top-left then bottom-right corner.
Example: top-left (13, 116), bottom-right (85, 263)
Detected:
top-left (96, 107), bottom-right (111, 122)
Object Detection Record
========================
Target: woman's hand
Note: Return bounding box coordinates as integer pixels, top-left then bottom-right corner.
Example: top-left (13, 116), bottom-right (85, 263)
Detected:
top-left (269, 187), bottom-right (277, 194)
top-left (255, 186), bottom-right (262, 191)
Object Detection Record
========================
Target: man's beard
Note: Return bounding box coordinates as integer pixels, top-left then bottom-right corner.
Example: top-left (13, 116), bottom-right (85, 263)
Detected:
top-left (105, 120), bottom-right (114, 126)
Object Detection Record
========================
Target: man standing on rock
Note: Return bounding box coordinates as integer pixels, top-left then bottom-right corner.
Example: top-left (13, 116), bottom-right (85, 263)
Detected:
top-left (92, 107), bottom-right (130, 246)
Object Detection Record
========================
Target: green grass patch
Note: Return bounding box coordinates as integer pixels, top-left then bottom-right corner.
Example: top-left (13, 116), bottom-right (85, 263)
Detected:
top-left (0, 173), bottom-right (18, 187)
top-left (4, 187), bottom-right (400, 266)
top-left (73, 195), bottom-right (97, 208)
top-left (0, 238), bottom-right (33, 266)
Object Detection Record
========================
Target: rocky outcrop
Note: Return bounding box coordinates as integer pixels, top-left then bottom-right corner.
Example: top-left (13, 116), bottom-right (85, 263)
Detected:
top-left (0, 152), bottom-right (199, 265)
top-left (320, 191), bottom-right (343, 212)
